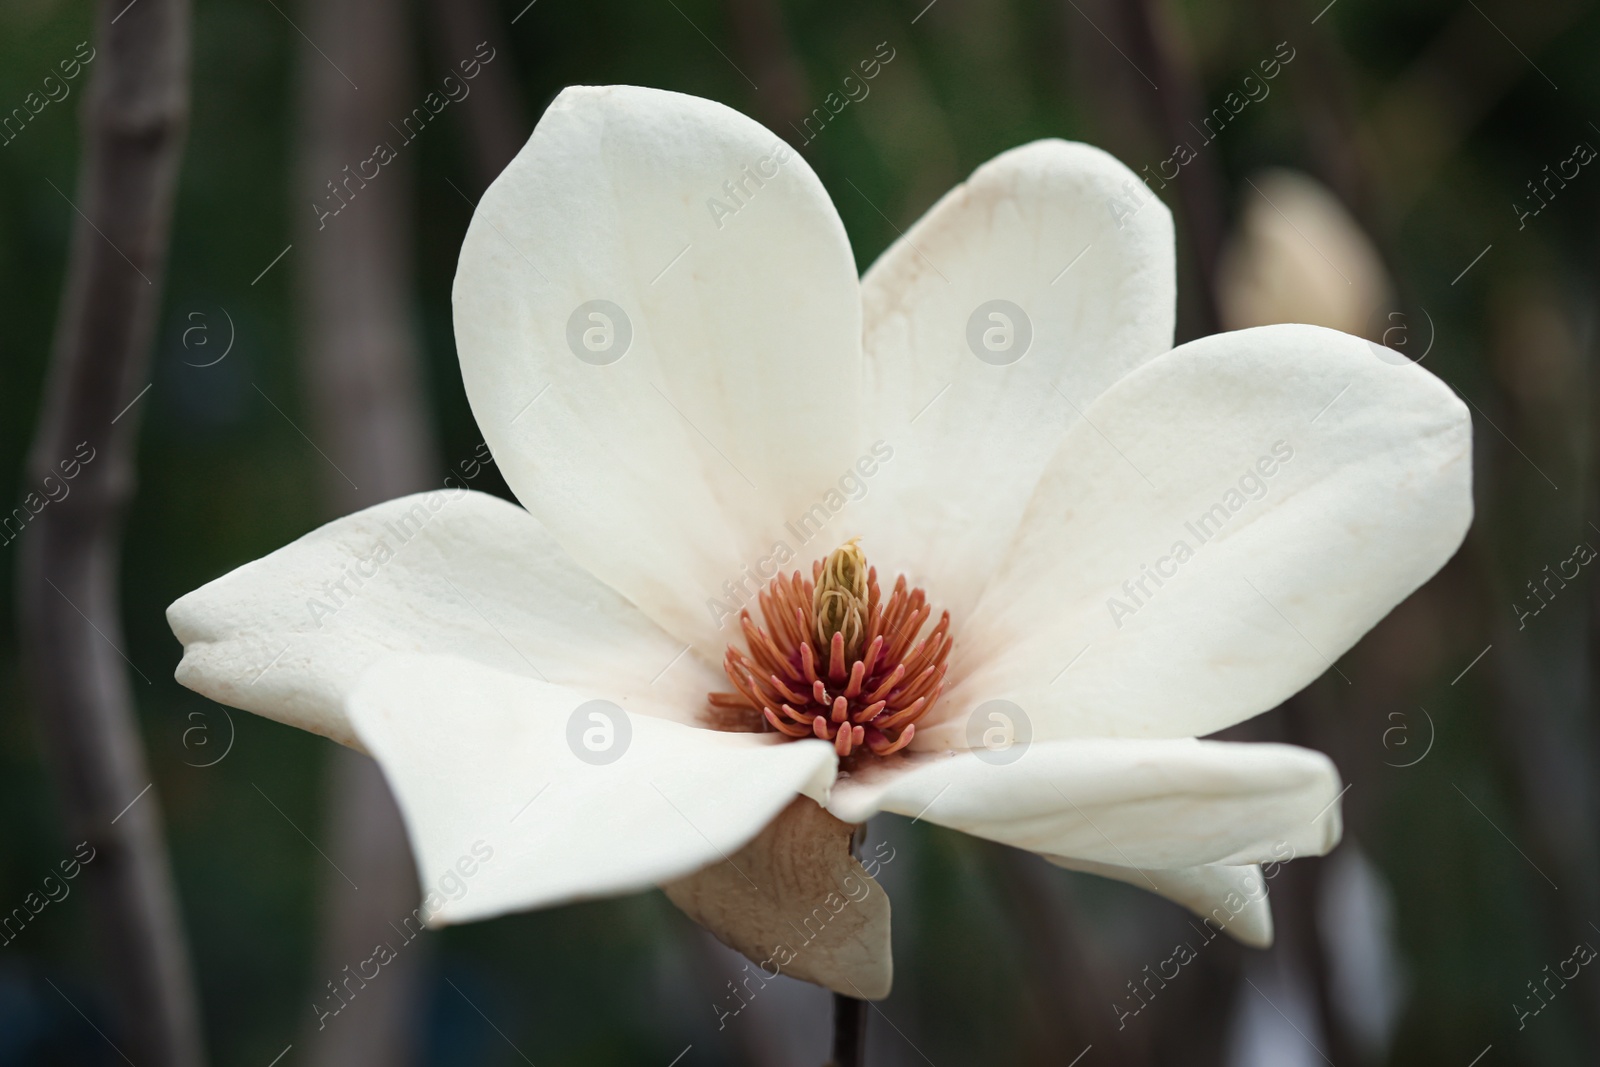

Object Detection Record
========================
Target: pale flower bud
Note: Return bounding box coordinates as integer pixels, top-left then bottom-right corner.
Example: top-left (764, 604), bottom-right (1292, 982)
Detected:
top-left (1217, 169), bottom-right (1393, 338)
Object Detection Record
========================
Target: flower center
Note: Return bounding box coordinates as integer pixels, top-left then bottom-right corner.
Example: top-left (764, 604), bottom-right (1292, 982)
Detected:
top-left (710, 540), bottom-right (951, 759)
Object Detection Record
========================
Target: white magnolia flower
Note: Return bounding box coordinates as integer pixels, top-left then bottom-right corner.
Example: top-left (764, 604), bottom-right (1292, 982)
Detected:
top-left (168, 86), bottom-right (1472, 1000)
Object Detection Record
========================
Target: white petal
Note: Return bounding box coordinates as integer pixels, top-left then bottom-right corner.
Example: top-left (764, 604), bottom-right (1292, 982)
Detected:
top-left (347, 655), bottom-right (838, 923)
top-left (663, 797), bottom-right (892, 999)
top-left (167, 490), bottom-right (720, 748)
top-left (932, 324), bottom-right (1471, 745)
top-left (453, 85), bottom-right (863, 662)
top-left (853, 140), bottom-right (1175, 619)
top-left (1046, 856), bottom-right (1275, 948)
top-left (827, 738), bottom-right (1342, 870)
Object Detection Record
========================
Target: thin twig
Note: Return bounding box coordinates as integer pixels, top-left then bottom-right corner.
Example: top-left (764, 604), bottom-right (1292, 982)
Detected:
top-left (16, 1), bottom-right (203, 1065)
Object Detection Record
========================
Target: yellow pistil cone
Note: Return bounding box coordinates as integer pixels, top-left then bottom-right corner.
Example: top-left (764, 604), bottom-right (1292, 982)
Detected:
top-left (813, 539), bottom-right (869, 661)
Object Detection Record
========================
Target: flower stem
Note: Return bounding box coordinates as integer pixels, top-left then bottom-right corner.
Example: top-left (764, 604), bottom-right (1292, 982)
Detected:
top-left (827, 991), bottom-right (868, 1067)
top-left (827, 820), bottom-right (871, 1066)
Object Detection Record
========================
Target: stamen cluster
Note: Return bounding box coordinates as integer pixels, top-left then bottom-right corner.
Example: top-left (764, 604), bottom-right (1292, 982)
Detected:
top-left (712, 544), bottom-right (950, 759)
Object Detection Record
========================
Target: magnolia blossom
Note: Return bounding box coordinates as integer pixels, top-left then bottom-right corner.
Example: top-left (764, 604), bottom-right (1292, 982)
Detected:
top-left (168, 85), bottom-right (1472, 999)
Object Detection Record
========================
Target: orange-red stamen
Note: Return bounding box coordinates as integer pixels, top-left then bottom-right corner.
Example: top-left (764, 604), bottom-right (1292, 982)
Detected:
top-left (709, 546), bottom-right (950, 762)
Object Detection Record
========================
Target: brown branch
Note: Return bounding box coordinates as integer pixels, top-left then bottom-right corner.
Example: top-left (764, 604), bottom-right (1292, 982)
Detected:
top-left (15, 1), bottom-right (203, 1065)
top-left (292, 0), bottom-right (441, 1062)
top-left (425, 0), bottom-right (529, 188)
top-left (1114, 0), bottom-right (1228, 339)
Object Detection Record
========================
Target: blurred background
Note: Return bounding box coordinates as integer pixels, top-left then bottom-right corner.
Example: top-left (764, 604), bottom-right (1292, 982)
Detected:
top-left (2, 0), bottom-right (1598, 1063)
